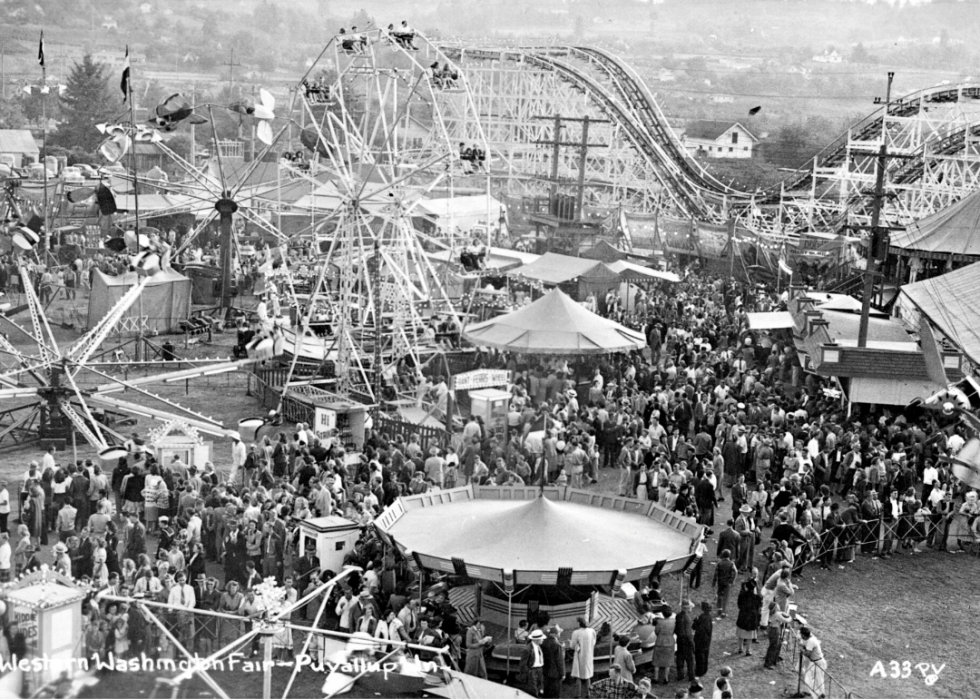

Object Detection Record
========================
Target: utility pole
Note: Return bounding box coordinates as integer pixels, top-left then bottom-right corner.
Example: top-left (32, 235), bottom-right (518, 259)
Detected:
top-left (225, 47), bottom-right (242, 90)
top-left (858, 72), bottom-right (895, 348)
top-left (533, 114), bottom-right (608, 221)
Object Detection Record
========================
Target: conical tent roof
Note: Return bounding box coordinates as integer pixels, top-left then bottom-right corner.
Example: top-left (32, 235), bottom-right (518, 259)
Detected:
top-left (382, 494), bottom-right (695, 576)
top-left (462, 288), bottom-right (646, 354)
top-left (890, 189), bottom-right (980, 256)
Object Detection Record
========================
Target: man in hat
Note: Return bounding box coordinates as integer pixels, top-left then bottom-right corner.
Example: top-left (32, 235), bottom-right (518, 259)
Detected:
top-left (692, 601), bottom-right (713, 678)
top-left (464, 616), bottom-right (491, 679)
top-left (716, 519), bottom-right (740, 563)
top-left (222, 519), bottom-right (247, 586)
top-left (675, 599), bottom-right (697, 684)
top-left (126, 510), bottom-right (146, 561)
top-left (53, 541), bottom-right (71, 577)
top-left (519, 629), bottom-right (546, 696)
top-left (712, 550), bottom-right (738, 619)
top-left (542, 625), bottom-right (565, 698)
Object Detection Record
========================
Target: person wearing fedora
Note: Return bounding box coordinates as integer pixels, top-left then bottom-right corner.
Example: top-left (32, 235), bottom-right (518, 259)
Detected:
top-left (542, 625), bottom-right (565, 698)
top-left (734, 504), bottom-right (758, 571)
top-left (519, 628), bottom-right (546, 697)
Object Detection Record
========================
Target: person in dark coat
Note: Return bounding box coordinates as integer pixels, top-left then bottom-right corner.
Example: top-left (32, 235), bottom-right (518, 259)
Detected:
top-left (735, 579), bottom-right (763, 656)
top-left (674, 599), bottom-right (697, 683)
top-left (695, 472), bottom-right (718, 529)
top-left (717, 519), bottom-right (741, 562)
top-left (542, 625), bottom-right (566, 698)
top-left (692, 601), bottom-right (714, 678)
top-left (222, 519), bottom-right (248, 585)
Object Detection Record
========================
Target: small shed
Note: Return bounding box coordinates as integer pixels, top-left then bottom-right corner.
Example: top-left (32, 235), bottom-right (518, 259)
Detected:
top-left (296, 516), bottom-right (361, 576)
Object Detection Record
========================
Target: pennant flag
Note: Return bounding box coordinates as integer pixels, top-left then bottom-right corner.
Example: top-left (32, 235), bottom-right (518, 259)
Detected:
top-left (778, 258), bottom-right (792, 275)
top-left (37, 31), bottom-right (45, 68)
top-left (120, 46), bottom-right (131, 103)
top-left (748, 105), bottom-right (761, 116)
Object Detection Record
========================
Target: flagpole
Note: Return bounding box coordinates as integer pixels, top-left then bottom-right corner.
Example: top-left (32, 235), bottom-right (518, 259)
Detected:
top-left (126, 47), bottom-right (140, 247)
top-left (126, 46), bottom-right (143, 361)
top-left (39, 30), bottom-right (49, 254)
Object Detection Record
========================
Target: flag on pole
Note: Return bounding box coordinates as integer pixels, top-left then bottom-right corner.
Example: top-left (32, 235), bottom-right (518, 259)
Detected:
top-left (37, 31), bottom-right (45, 68)
top-left (120, 46), bottom-right (131, 103)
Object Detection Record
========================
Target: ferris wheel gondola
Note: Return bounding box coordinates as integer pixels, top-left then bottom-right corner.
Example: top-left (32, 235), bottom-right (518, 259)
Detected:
top-left (286, 28), bottom-right (494, 400)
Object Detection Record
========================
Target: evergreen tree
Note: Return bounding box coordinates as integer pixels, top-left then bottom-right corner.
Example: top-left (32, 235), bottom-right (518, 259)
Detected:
top-left (53, 55), bottom-right (117, 152)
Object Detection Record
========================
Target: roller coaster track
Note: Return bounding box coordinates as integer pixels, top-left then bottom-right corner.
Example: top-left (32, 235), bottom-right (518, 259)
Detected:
top-left (543, 46), bottom-right (745, 198)
top-left (775, 84), bottom-right (980, 198)
top-left (446, 46), bottom-right (728, 220)
top-left (447, 43), bottom-right (980, 227)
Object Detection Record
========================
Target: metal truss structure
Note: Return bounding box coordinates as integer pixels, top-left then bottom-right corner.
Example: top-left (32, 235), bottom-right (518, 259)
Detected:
top-left (0, 264), bottom-right (259, 451)
top-left (288, 28), bottom-right (486, 399)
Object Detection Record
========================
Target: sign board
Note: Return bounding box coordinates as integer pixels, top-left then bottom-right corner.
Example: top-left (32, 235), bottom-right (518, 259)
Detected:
top-left (451, 369), bottom-right (510, 392)
top-left (314, 407), bottom-right (337, 440)
top-left (695, 221), bottom-right (730, 259)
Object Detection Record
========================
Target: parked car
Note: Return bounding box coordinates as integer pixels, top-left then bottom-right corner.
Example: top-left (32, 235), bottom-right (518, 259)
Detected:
top-left (75, 163), bottom-right (100, 179)
top-left (61, 166), bottom-right (85, 185)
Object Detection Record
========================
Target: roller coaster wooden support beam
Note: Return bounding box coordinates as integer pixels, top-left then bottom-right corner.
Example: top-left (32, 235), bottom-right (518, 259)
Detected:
top-left (533, 114), bottom-right (609, 221)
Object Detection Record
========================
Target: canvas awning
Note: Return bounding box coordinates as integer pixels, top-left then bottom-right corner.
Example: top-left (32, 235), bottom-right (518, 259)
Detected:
top-left (607, 260), bottom-right (680, 283)
top-left (462, 288), bottom-right (646, 355)
top-left (848, 376), bottom-right (942, 406)
top-left (889, 189), bottom-right (980, 258)
top-left (747, 311), bottom-right (795, 330)
top-left (900, 261), bottom-right (980, 366)
top-left (508, 252), bottom-right (619, 285)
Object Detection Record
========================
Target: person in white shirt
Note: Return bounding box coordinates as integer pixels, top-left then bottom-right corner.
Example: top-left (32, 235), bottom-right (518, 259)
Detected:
top-left (230, 433), bottom-right (247, 485)
top-left (335, 589), bottom-right (355, 632)
top-left (167, 571), bottom-right (196, 646)
top-left (922, 461), bottom-right (940, 505)
top-left (0, 533), bottom-right (10, 583)
top-left (41, 446), bottom-right (56, 472)
top-left (0, 482), bottom-right (9, 534)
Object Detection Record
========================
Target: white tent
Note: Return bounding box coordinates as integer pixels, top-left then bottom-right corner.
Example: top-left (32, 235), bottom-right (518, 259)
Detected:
top-left (87, 269), bottom-right (192, 335)
top-left (413, 194), bottom-right (502, 233)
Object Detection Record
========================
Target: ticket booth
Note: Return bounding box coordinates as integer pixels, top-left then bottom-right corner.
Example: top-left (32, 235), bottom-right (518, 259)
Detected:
top-left (297, 516), bottom-right (361, 576)
top-left (469, 388), bottom-right (511, 439)
top-left (1, 568), bottom-right (87, 694)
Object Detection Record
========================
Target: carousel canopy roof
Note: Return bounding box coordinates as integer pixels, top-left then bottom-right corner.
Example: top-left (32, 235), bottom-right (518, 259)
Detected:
top-left (890, 189), bottom-right (980, 257)
top-left (375, 486), bottom-right (700, 585)
top-left (462, 288), bottom-right (646, 354)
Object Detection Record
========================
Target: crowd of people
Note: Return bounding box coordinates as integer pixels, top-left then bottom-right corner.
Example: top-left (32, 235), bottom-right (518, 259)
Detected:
top-left (0, 257), bottom-right (976, 699)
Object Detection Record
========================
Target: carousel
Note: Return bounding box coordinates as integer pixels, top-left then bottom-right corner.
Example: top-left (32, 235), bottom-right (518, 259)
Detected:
top-left (373, 484), bottom-right (703, 675)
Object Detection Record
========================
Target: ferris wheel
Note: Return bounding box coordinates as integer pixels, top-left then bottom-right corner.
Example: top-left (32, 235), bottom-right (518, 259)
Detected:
top-left (283, 27), bottom-right (494, 400)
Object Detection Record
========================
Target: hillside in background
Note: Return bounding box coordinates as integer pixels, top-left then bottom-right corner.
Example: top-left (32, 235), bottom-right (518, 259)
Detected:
top-left (2, 0), bottom-right (979, 187)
